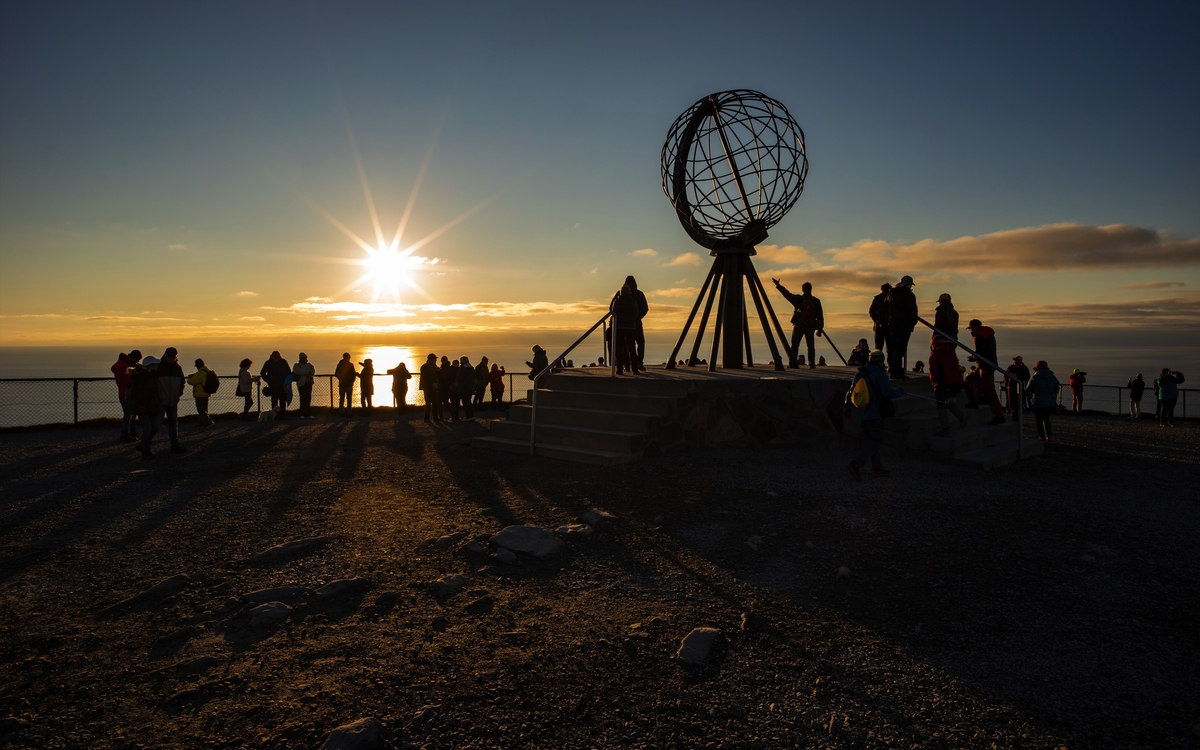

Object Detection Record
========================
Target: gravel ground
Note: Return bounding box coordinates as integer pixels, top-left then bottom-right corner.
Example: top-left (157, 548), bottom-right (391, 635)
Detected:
top-left (0, 409), bottom-right (1197, 749)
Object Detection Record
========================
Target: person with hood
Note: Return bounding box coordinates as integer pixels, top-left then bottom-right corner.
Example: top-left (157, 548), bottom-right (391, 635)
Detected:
top-left (456, 356), bottom-right (476, 419)
top-left (526, 345), bottom-right (549, 380)
top-left (1027, 360), bottom-right (1060, 441)
top-left (419, 353), bottom-right (440, 422)
top-left (611, 276), bottom-right (649, 371)
top-left (186, 357), bottom-right (216, 429)
top-left (237, 358), bottom-right (255, 420)
top-left (334, 352), bottom-right (357, 417)
top-left (292, 352), bottom-right (316, 419)
top-left (261, 351), bottom-right (292, 419)
top-left (111, 350), bottom-right (140, 442)
top-left (1155, 368), bottom-right (1185, 427)
top-left (130, 356), bottom-right (163, 459)
top-left (610, 284), bottom-right (641, 375)
top-left (359, 358), bottom-right (375, 411)
top-left (1005, 356), bottom-right (1031, 419)
top-left (1069, 368), bottom-right (1087, 413)
top-left (156, 348), bottom-right (188, 453)
top-left (772, 279), bottom-right (824, 369)
top-left (387, 361), bottom-right (412, 408)
top-left (886, 276), bottom-right (919, 378)
top-left (1126, 373), bottom-right (1146, 419)
top-left (966, 319), bottom-right (1005, 425)
top-left (844, 350), bottom-right (905, 480)
top-left (847, 339), bottom-right (870, 367)
top-left (933, 293), bottom-right (959, 340)
top-left (474, 356), bottom-right (490, 407)
top-left (488, 362), bottom-right (506, 404)
top-left (928, 335), bottom-right (968, 435)
top-left (869, 283), bottom-right (891, 356)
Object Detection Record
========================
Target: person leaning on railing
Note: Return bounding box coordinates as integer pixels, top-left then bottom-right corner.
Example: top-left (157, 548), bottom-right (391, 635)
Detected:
top-left (186, 358), bottom-right (215, 429)
top-left (236, 358), bottom-right (255, 420)
top-left (419, 353), bottom-right (441, 423)
top-left (111, 349), bottom-right (141, 443)
top-left (293, 353), bottom-right (316, 419)
top-left (1126, 373), bottom-right (1146, 420)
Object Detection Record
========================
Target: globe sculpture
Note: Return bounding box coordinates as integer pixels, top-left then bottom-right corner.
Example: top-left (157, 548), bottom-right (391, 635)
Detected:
top-left (661, 89), bottom-right (808, 370)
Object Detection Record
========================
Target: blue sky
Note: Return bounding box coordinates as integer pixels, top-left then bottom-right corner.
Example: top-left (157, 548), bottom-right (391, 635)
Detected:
top-left (1, 1), bottom-right (1197, 343)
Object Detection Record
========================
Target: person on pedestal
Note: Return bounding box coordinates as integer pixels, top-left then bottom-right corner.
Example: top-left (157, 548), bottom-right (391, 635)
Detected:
top-left (869, 284), bottom-right (891, 358)
top-left (610, 285), bottom-right (640, 375)
top-left (611, 276), bottom-right (648, 372)
top-left (966, 319), bottom-right (1005, 425)
top-left (886, 277), bottom-right (918, 378)
top-left (772, 279), bottom-right (823, 369)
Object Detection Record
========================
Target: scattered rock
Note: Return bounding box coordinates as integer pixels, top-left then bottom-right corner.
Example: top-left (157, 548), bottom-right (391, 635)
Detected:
top-left (429, 575), bottom-right (467, 598)
top-left (245, 586), bottom-right (309, 603)
top-left (248, 602), bottom-right (291, 627)
top-left (373, 592), bottom-right (398, 613)
top-left (837, 566), bottom-right (852, 579)
top-left (315, 578), bottom-right (373, 600)
top-left (0, 717), bottom-right (29, 734)
top-left (555, 523), bottom-right (593, 537)
top-left (431, 616), bottom-right (448, 632)
top-left (176, 656), bottom-right (221, 676)
top-left (416, 532), bottom-right (465, 552)
top-left (319, 717), bottom-right (384, 750)
top-left (492, 525), bottom-right (566, 558)
top-left (244, 536), bottom-right (337, 566)
top-left (490, 549), bottom-right (517, 565)
top-left (580, 509), bottom-right (617, 525)
top-left (739, 612), bottom-right (766, 632)
top-left (745, 536), bottom-right (763, 550)
top-left (1080, 554), bottom-right (1097, 563)
top-left (676, 628), bottom-right (720, 666)
top-left (106, 574), bottom-right (190, 612)
top-left (462, 540), bottom-right (488, 555)
top-left (805, 540), bottom-right (815, 550)
top-left (152, 626), bottom-right (199, 655)
top-left (464, 595), bottom-right (494, 615)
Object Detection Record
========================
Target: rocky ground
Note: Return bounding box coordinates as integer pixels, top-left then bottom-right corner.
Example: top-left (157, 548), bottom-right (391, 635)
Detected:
top-left (0, 408), bottom-right (1197, 749)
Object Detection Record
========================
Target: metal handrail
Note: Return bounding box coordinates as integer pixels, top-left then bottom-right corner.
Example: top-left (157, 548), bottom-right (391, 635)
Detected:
top-left (916, 317), bottom-right (1026, 459)
top-left (528, 312), bottom-right (613, 456)
top-left (818, 329), bottom-right (848, 366)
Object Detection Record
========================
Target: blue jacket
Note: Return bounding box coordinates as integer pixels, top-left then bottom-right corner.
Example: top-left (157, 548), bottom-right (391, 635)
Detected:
top-left (1027, 368), bottom-right (1060, 408)
top-left (1155, 372), bottom-right (1184, 400)
top-left (849, 364), bottom-right (905, 421)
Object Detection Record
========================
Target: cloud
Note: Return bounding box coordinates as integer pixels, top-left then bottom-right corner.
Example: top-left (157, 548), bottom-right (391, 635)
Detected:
top-left (665, 252), bottom-right (702, 267)
top-left (589, 268), bottom-right (598, 275)
top-left (630, 248), bottom-right (658, 258)
top-left (649, 287), bottom-right (701, 298)
top-left (85, 315), bottom-right (189, 322)
top-left (1114, 281), bottom-right (1185, 290)
top-left (824, 223), bottom-right (1200, 273)
top-left (238, 316), bottom-right (266, 321)
top-left (167, 244), bottom-right (187, 250)
top-left (266, 300), bottom-right (610, 319)
top-left (981, 294), bottom-right (1200, 329)
top-left (236, 290), bottom-right (258, 297)
top-left (755, 244), bottom-right (811, 264)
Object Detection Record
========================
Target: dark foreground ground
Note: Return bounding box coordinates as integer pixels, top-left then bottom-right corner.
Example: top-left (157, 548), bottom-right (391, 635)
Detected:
top-left (0, 409), bottom-right (1197, 750)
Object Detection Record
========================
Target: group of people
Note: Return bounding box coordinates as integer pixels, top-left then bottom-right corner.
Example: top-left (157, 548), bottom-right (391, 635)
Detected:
top-left (110, 348), bottom-right (202, 459)
top-left (415, 354), bottom-right (508, 423)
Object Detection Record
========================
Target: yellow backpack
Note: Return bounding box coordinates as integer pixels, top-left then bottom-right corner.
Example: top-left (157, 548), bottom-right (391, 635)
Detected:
top-left (850, 374), bottom-right (871, 409)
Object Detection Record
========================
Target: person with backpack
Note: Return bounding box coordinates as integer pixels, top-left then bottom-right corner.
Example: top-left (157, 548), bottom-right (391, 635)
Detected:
top-left (387, 361), bottom-right (412, 408)
top-left (1027, 361), bottom-right (1060, 441)
top-left (186, 358), bottom-right (217, 428)
top-left (844, 350), bottom-right (905, 480)
top-left (966, 319), bottom-right (1005, 425)
top-left (474, 356), bottom-right (490, 408)
top-left (236, 358), bottom-right (255, 420)
top-left (130, 356), bottom-right (163, 459)
top-left (772, 279), bottom-right (824, 369)
top-left (928, 336), bottom-right (968, 436)
top-left (419, 354), bottom-right (440, 423)
top-left (869, 283), bottom-right (890, 357)
top-left (488, 362), bottom-right (506, 404)
top-left (292, 352), bottom-right (316, 419)
top-left (886, 276), bottom-right (919, 377)
top-left (1155, 369), bottom-right (1185, 427)
top-left (156, 348), bottom-right (187, 454)
top-left (111, 350), bottom-right (140, 443)
top-left (1126, 373), bottom-right (1146, 419)
top-left (334, 352), bottom-right (357, 417)
top-left (1069, 368), bottom-right (1087, 413)
top-left (261, 351), bottom-right (291, 419)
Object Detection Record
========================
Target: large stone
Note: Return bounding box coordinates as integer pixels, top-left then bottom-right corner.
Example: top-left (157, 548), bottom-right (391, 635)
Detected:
top-left (320, 717), bottom-right (385, 750)
top-left (107, 574), bottom-right (190, 612)
top-left (676, 627), bottom-right (720, 666)
top-left (580, 509), bottom-right (617, 525)
top-left (416, 532), bottom-right (465, 552)
top-left (245, 586), bottom-right (309, 603)
top-left (491, 525), bottom-right (566, 558)
top-left (315, 578), bottom-right (372, 600)
top-left (249, 602), bottom-right (291, 627)
top-left (244, 536), bottom-right (337, 566)
top-left (429, 574), bottom-right (467, 597)
top-left (555, 523), bottom-right (593, 537)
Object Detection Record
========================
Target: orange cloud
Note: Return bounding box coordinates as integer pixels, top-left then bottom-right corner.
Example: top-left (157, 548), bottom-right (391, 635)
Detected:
top-left (665, 252), bottom-right (702, 267)
top-left (755, 244), bottom-right (810, 264)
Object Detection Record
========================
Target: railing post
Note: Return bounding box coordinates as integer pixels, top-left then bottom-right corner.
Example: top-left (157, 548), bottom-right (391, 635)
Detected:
top-left (73, 379), bottom-right (79, 425)
top-left (256, 379), bottom-right (262, 413)
top-left (1016, 381), bottom-right (1023, 459)
top-left (329, 375), bottom-right (333, 409)
top-left (1117, 386), bottom-right (1122, 416)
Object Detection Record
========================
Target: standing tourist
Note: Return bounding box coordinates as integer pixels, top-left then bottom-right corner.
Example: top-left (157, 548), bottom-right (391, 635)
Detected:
top-left (474, 357), bottom-right (490, 408)
top-left (261, 351), bottom-right (291, 419)
top-left (359, 358), bottom-right (375, 411)
top-left (1027, 361), bottom-right (1060, 442)
top-left (387, 361), bottom-right (412, 408)
top-left (1005, 356), bottom-right (1031, 419)
top-left (457, 356), bottom-right (476, 419)
top-left (1155, 368), bottom-right (1185, 427)
top-left (886, 276), bottom-right (918, 378)
top-left (236, 358), bottom-right (255, 420)
top-left (869, 284), bottom-right (891, 358)
top-left (772, 279), bottom-right (824, 369)
top-left (1126, 373), bottom-right (1145, 420)
top-left (111, 350), bottom-right (140, 442)
top-left (966, 319), bottom-right (1005, 425)
top-left (933, 293), bottom-right (959, 340)
top-left (438, 356), bottom-right (454, 416)
top-left (610, 284), bottom-right (641, 375)
top-left (526, 346), bottom-right (548, 380)
top-left (1069, 368), bottom-right (1087, 413)
top-left (927, 336), bottom-right (968, 436)
top-left (845, 350), bottom-right (905, 480)
top-left (419, 354), bottom-right (440, 423)
top-left (847, 339), bottom-right (870, 367)
top-left (157, 348), bottom-right (188, 453)
top-left (186, 358), bottom-right (216, 429)
top-left (488, 363), bottom-right (506, 404)
top-left (334, 353), bottom-right (357, 417)
top-left (293, 353), bottom-right (316, 419)
top-left (130, 356), bottom-right (162, 459)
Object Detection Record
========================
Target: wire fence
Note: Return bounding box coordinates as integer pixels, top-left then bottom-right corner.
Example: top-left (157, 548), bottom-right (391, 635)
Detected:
top-left (994, 382), bottom-right (1192, 417)
top-left (0, 372), bottom-right (535, 429)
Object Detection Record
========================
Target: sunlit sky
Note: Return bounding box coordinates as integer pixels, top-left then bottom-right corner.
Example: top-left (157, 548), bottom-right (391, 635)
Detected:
top-left (1, 2), bottom-right (1197, 346)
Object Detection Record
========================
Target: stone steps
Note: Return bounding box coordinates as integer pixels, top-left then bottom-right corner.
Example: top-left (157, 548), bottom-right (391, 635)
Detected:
top-left (489, 419), bottom-right (646, 453)
top-left (470, 435), bottom-right (635, 465)
top-left (524, 388), bottom-right (677, 416)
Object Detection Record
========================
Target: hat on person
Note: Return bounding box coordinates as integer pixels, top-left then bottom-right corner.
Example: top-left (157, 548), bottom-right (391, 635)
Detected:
top-left (298, 352), bottom-right (308, 361)
top-left (1013, 355), bottom-right (1023, 363)
top-left (1033, 360), bottom-right (1048, 370)
top-left (1160, 367), bottom-right (1170, 375)
top-left (869, 350), bottom-right (885, 362)
top-left (194, 358), bottom-right (204, 366)
top-left (1073, 368), bottom-right (1081, 374)
top-left (900, 275), bottom-right (915, 287)
top-left (938, 293), bottom-right (951, 302)
top-left (968, 319), bottom-right (982, 328)
top-left (163, 347), bottom-right (178, 358)
top-left (142, 355), bottom-right (160, 366)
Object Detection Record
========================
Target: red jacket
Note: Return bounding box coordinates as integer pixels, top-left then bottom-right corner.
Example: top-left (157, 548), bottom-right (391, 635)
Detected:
top-left (1069, 373), bottom-right (1086, 393)
top-left (927, 338), bottom-right (964, 394)
top-left (111, 359), bottom-right (132, 399)
top-left (488, 368), bottom-right (506, 390)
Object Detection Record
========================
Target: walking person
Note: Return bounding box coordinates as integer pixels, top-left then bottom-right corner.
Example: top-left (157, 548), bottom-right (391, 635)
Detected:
top-left (886, 276), bottom-right (918, 377)
top-left (1155, 368), bottom-right (1185, 427)
top-left (869, 284), bottom-right (891, 357)
top-left (610, 284), bottom-right (640, 374)
top-left (359, 358), bottom-right (375, 411)
top-left (933, 293), bottom-right (959, 340)
top-left (261, 351), bottom-right (291, 419)
top-left (156, 348), bottom-right (187, 453)
top-left (1069, 368), bottom-right (1087, 413)
top-left (928, 336), bottom-right (968, 436)
top-left (186, 358), bottom-right (216, 429)
top-left (966, 319), bottom-right (1005, 425)
top-left (130, 356), bottom-right (163, 459)
top-left (1027, 360), bottom-right (1060, 442)
top-left (772, 279), bottom-right (824, 369)
top-left (419, 354), bottom-right (440, 423)
top-left (236, 358), bottom-right (255, 420)
top-left (1005, 356), bottom-right (1031, 419)
top-left (847, 339), bottom-right (870, 367)
top-left (334, 352), bottom-right (357, 417)
top-left (474, 357), bottom-right (490, 408)
top-left (457, 356), bottom-right (476, 419)
top-left (488, 363), bottom-right (506, 404)
top-left (845, 350), bottom-right (905, 480)
top-left (1127, 373), bottom-right (1145, 419)
top-left (111, 350), bottom-right (140, 442)
top-left (387, 361), bottom-right (412, 409)
top-left (293, 353), bottom-right (316, 419)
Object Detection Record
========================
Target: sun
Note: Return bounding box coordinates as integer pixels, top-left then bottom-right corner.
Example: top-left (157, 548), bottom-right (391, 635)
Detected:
top-left (361, 246), bottom-right (426, 301)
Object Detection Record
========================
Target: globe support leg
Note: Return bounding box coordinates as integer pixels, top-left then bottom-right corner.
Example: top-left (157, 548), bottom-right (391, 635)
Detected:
top-left (665, 258), bottom-right (720, 369)
top-left (721, 253), bottom-right (745, 369)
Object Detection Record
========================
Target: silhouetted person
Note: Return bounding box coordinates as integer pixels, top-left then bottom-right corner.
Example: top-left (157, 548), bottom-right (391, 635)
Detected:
top-left (934, 293), bottom-right (959, 340)
top-left (964, 366), bottom-right (981, 409)
top-left (488, 363), bottom-right (506, 404)
top-left (186, 357), bottom-right (215, 428)
top-left (130, 356), bottom-right (162, 459)
top-left (966, 319), bottom-right (1004, 425)
top-left (293, 352), bottom-right (316, 419)
top-left (419, 354), bottom-right (440, 422)
top-left (928, 336), bottom-right (968, 436)
top-left (611, 276), bottom-right (649, 371)
top-left (261, 350), bottom-right (291, 418)
top-left (772, 279), bottom-right (824, 369)
top-left (1027, 361), bottom-right (1060, 441)
top-left (334, 352), bottom-right (357, 416)
top-left (610, 284), bottom-right (640, 375)
top-left (111, 351), bottom-right (138, 442)
top-left (456, 356), bottom-right (476, 419)
top-left (845, 350), bottom-right (905, 480)
top-left (1005, 356), bottom-right (1030, 418)
top-left (818, 356), bottom-right (828, 366)
top-left (359, 359), bottom-right (375, 410)
top-left (474, 357), bottom-right (490, 407)
top-left (886, 276), bottom-right (918, 377)
top-left (1155, 368), bottom-right (1185, 426)
top-left (237, 358), bottom-right (255, 420)
top-left (438, 356), bottom-right (454, 413)
top-left (1069, 368), bottom-right (1086, 413)
top-left (847, 339), bottom-right (870, 367)
top-left (1126, 373), bottom-right (1145, 419)
top-left (387, 362), bottom-right (411, 408)
top-left (912, 360), bottom-right (924, 373)
top-left (157, 348), bottom-right (187, 453)
top-left (869, 283), bottom-right (891, 355)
